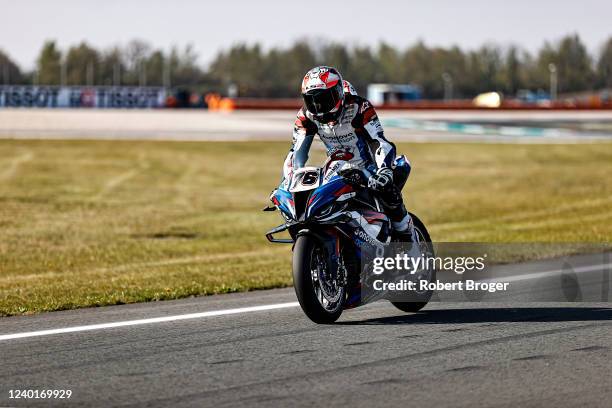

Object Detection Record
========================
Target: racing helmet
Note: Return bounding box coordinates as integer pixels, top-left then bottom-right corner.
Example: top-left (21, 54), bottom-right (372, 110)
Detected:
top-left (301, 66), bottom-right (345, 122)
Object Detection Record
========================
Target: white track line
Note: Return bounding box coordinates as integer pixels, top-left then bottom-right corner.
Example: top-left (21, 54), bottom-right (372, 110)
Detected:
top-left (1, 261), bottom-right (610, 342)
top-left (0, 302), bottom-right (299, 342)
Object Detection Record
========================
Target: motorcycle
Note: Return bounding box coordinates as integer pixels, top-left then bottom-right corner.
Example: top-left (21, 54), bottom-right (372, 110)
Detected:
top-left (264, 151), bottom-right (435, 323)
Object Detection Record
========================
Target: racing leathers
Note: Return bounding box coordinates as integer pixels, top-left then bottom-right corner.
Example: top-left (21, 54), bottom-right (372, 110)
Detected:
top-left (282, 81), bottom-right (415, 237)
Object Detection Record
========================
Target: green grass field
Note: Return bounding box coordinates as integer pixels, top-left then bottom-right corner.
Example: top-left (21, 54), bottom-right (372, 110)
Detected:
top-left (1, 139), bottom-right (611, 315)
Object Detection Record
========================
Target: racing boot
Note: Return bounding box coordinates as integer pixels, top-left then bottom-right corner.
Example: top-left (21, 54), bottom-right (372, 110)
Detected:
top-left (380, 187), bottom-right (418, 243)
top-left (392, 212), bottom-right (419, 243)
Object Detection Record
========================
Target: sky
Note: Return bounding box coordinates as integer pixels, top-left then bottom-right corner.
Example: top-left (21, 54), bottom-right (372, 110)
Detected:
top-left (1, 0), bottom-right (611, 69)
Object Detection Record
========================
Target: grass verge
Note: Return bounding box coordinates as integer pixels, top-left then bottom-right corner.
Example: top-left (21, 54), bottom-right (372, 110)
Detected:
top-left (0, 140), bottom-right (611, 315)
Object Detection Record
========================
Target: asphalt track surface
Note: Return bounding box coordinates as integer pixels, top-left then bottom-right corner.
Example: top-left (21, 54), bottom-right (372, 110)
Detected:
top-left (1, 253), bottom-right (611, 407)
top-left (1, 109), bottom-right (611, 142)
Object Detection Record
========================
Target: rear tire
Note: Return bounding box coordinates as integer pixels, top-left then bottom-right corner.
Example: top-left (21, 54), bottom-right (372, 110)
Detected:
top-left (293, 235), bottom-right (343, 324)
top-left (391, 213), bottom-right (435, 313)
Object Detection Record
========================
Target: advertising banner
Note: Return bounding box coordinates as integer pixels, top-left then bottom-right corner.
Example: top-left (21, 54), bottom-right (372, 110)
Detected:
top-left (0, 86), bottom-right (167, 108)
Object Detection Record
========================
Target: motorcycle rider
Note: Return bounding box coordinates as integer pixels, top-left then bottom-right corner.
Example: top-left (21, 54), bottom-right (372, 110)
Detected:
top-left (282, 66), bottom-right (417, 242)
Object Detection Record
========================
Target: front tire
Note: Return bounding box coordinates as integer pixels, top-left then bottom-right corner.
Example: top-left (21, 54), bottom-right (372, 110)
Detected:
top-left (293, 235), bottom-right (344, 324)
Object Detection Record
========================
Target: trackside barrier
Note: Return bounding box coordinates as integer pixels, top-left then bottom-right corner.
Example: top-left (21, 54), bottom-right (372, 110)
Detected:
top-left (207, 97), bottom-right (612, 111)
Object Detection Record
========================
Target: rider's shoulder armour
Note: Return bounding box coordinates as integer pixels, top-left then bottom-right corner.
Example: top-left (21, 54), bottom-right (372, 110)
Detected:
top-left (346, 94), bottom-right (378, 129)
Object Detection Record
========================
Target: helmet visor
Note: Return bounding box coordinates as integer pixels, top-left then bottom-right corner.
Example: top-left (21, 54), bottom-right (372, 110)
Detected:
top-left (303, 83), bottom-right (343, 115)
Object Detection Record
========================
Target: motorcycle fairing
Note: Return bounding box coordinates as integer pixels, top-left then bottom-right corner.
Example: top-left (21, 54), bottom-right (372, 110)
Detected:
top-left (272, 188), bottom-right (294, 220)
top-left (305, 176), bottom-right (354, 219)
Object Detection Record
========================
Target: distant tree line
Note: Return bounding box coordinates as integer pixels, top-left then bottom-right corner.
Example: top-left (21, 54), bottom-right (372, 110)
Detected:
top-left (0, 40), bottom-right (205, 90)
top-left (1, 34), bottom-right (611, 99)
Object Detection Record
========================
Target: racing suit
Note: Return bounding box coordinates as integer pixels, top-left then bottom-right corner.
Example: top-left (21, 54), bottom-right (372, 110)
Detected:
top-left (282, 81), bottom-right (413, 234)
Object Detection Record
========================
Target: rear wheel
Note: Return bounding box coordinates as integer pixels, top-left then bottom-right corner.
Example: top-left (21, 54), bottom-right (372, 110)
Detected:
top-left (293, 235), bottom-right (344, 324)
top-left (391, 213), bottom-right (436, 313)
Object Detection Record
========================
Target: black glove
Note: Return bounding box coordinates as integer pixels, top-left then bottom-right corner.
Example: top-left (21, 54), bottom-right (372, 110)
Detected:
top-left (368, 167), bottom-right (393, 192)
top-left (339, 168), bottom-right (367, 186)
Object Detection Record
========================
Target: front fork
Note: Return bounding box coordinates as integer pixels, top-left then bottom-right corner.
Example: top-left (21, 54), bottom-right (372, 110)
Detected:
top-left (296, 227), bottom-right (348, 300)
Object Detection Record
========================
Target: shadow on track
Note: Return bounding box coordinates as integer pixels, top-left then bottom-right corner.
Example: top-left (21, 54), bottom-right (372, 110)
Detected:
top-left (338, 307), bottom-right (612, 325)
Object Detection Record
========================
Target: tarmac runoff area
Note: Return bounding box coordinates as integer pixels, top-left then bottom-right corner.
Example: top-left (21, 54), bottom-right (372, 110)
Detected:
top-left (1, 251), bottom-right (611, 407)
top-left (0, 108), bottom-right (611, 142)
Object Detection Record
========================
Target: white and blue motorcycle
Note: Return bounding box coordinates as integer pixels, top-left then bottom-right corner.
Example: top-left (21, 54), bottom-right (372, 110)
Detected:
top-left (265, 152), bottom-right (435, 323)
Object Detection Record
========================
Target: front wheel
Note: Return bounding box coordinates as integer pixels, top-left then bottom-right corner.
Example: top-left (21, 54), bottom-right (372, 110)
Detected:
top-left (391, 213), bottom-right (436, 313)
top-left (293, 235), bottom-right (344, 324)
